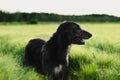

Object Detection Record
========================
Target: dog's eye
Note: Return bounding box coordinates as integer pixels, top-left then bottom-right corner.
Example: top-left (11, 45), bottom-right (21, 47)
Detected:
top-left (73, 29), bottom-right (79, 33)
top-left (72, 26), bottom-right (80, 33)
top-left (75, 27), bottom-right (80, 31)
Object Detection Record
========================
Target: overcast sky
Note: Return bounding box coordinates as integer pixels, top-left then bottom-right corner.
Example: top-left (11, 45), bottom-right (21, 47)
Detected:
top-left (0, 0), bottom-right (120, 17)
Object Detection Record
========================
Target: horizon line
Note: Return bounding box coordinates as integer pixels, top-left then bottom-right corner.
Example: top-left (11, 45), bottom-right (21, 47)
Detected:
top-left (0, 10), bottom-right (120, 18)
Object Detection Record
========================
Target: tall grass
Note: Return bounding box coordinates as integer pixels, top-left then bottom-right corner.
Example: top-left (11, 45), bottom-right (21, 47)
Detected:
top-left (0, 22), bottom-right (120, 80)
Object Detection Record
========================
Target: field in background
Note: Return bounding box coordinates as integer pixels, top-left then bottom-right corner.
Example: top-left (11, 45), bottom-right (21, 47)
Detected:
top-left (0, 22), bottom-right (120, 80)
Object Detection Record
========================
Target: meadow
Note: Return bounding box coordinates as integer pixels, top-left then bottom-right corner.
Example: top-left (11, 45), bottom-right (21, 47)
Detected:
top-left (0, 22), bottom-right (120, 80)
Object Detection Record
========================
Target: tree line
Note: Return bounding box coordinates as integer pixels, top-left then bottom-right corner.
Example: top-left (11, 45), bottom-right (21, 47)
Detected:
top-left (0, 11), bottom-right (120, 23)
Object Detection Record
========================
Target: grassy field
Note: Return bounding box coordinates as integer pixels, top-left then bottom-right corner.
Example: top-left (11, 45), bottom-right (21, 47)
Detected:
top-left (0, 22), bottom-right (120, 80)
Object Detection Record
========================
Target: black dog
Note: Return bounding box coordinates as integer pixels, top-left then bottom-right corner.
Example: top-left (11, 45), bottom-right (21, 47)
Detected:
top-left (23, 21), bottom-right (92, 80)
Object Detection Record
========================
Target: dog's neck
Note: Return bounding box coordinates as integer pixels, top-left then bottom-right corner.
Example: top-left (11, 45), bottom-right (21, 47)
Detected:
top-left (45, 33), bottom-right (71, 64)
top-left (47, 33), bottom-right (71, 50)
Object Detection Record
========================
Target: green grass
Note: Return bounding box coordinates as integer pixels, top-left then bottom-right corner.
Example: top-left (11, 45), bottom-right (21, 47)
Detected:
top-left (0, 22), bottom-right (120, 80)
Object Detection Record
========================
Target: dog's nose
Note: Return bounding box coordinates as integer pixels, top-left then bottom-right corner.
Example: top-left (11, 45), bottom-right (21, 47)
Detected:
top-left (89, 33), bottom-right (92, 38)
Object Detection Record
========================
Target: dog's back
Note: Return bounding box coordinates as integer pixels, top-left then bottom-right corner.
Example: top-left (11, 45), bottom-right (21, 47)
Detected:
top-left (23, 39), bottom-right (46, 74)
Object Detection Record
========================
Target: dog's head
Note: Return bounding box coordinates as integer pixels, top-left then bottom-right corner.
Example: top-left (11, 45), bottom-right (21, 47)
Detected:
top-left (56, 21), bottom-right (92, 45)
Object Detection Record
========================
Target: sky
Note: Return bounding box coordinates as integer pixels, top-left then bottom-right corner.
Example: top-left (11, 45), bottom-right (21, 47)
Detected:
top-left (0, 0), bottom-right (120, 17)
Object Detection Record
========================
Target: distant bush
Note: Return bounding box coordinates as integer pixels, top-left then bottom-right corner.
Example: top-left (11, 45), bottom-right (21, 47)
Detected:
top-left (27, 19), bottom-right (38, 24)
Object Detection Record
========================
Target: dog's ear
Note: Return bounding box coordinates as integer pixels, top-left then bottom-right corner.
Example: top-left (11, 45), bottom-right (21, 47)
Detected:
top-left (54, 32), bottom-right (65, 49)
top-left (55, 31), bottom-right (72, 46)
top-left (61, 32), bottom-right (73, 45)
